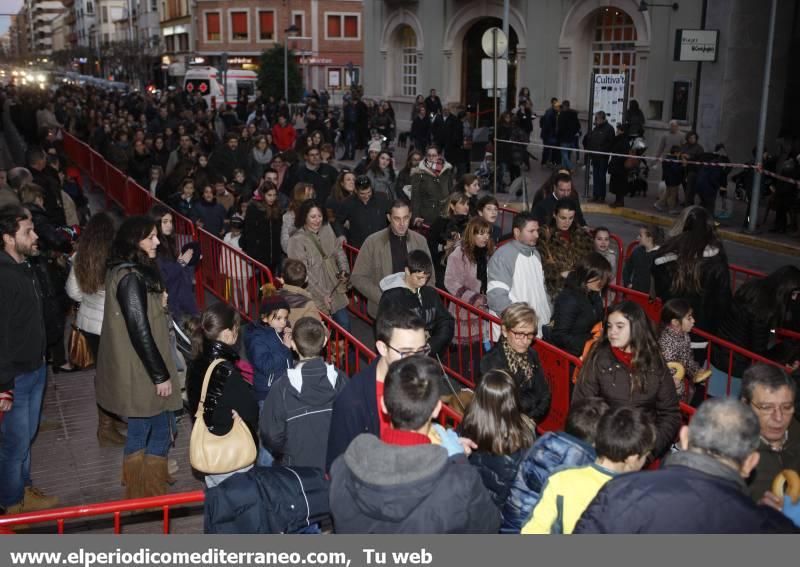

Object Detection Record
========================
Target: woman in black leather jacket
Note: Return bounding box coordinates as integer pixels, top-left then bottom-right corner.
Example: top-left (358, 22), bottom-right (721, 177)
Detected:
top-left (550, 253), bottom-right (611, 357)
top-left (95, 216), bottom-right (183, 499)
top-left (186, 303), bottom-right (259, 485)
top-left (461, 369), bottom-right (535, 508)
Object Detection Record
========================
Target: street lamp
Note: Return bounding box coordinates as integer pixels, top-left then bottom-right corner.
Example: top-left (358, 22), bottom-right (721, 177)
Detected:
top-left (283, 24), bottom-right (300, 102)
top-left (638, 1), bottom-right (679, 10)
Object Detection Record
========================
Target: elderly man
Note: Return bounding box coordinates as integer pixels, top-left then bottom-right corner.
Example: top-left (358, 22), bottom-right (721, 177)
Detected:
top-left (574, 399), bottom-right (798, 533)
top-left (351, 199), bottom-right (432, 319)
top-left (739, 364), bottom-right (800, 502)
top-left (532, 172), bottom-right (587, 227)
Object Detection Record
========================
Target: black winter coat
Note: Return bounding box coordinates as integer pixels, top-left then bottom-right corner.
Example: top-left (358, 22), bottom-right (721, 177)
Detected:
top-left (574, 451), bottom-right (799, 534)
top-left (711, 297), bottom-right (772, 377)
top-left (326, 359), bottom-right (381, 471)
top-left (622, 245), bottom-right (655, 292)
top-left (241, 201), bottom-right (282, 272)
top-left (469, 447), bottom-right (531, 509)
top-left (550, 287), bottom-right (604, 357)
top-left (479, 342), bottom-right (551, 423)
top-left (0, 251), bottom-right (46, 392)
top-left (204, 465), bottom-right (330, 534)
top-left (651, 245), bottom-right (731, 334)
top-left (260, 358), bottom-right (347, 470)
top-left (186, 340), bottom-right (259, 444)
top-left (573, 344), bottom-right (680, 457)
top-left (336, 193), bottom-right (390, 249)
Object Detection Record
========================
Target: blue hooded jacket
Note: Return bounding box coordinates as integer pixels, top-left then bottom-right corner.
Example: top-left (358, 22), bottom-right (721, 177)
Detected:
top-left (500, 431), bottom-right (595, 533)
top-left (244, 322), bottom-right (293, 401)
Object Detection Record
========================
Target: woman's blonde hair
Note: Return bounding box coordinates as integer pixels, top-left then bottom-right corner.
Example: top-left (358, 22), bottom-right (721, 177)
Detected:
top-left (501, 303), bottom-right (538, 333)
top-left (442, 191), bottom-right (470, 216)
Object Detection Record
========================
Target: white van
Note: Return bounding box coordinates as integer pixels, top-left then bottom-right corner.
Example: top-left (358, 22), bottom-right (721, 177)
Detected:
top-left (183, 66), bottom-right (258, 106)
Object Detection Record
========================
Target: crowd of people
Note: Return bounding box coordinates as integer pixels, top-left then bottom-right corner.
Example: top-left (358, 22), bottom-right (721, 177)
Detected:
top-left (0, 80), bottom-right (798, 534)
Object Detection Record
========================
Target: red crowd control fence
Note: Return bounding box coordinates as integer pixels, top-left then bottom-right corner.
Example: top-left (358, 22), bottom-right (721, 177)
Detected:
top-left (0, 491), bottom-right (205, 533)
top-left (196, 227), bottom-right (273, 322)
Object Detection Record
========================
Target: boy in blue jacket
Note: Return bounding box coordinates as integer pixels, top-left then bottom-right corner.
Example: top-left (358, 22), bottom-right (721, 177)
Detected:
top-left (501, 397), bottom-right (609, 533)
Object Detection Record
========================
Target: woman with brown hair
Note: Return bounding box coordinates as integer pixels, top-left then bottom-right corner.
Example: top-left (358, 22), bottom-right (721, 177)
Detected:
top-left (241, 182), bottom-right (283, 276)
top-left (287, 200), bottom-right (351, 330)
top-left (427, 191), bottom-right (471, 285)
top-left (280, 182), bottom-right (315, 253)
top-left (462, 369), bottom-right (535, 508)
top-left (66, 212), bottom-right (126, 446)
top-left (325, 169), bottom-right (356, 230)
top-left (572, 301), bottom-right (680, 458)
top-left (96, 216), bottom-right (183, 499)
top-left (444, 217), bottom-right (495, 381)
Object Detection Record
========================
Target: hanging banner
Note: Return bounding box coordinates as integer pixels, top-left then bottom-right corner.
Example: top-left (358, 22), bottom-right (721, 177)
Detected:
top-left (590, 73), bottom-right (627, 129)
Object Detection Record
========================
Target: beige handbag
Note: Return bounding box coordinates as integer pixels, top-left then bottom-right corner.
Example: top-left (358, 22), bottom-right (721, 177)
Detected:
top-left (189, 359), bottom-right (257, 474)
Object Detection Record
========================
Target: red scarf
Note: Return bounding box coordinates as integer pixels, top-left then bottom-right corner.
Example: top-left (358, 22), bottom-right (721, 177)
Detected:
top-left (558, 229), bottom-right (572, 243)
top-left (611, 346), bottom-right (634, 369)
top-left (383, 428), bottom-right (431, 447)
top-left (427, 158), bottom-right (444, 177)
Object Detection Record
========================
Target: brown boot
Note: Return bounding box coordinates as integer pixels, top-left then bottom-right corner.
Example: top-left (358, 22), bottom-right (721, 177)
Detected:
top-left (143, 454), bottom-right (170, 497)
top-left (23, 486), bottom-right (59, 512)
top-left (121, 451), bottom-right (146, 499)
top-left (97, 409), bottom-right (126, 447)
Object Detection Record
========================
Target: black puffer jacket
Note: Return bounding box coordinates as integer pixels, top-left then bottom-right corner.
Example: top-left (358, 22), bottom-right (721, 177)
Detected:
top-left (468, 447), bottom-right (531, 509)
top-left (573, 344), bottom-right (680, 457)
top-left (187, 340), bottom-right (259, 443)
top-left (550, 287), bottom-right (604, 357)
top-left (241, 200), bottom-right (282, 273)
top-left (651, 245), bottom-right (731, 334)
top-left (479, 342), bottom-right (551, 423)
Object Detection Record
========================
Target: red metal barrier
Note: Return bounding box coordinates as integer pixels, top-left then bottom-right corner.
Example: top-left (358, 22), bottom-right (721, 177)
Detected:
top-left (197, 227), bottom-right (273, 322)
top-left (729, 264), bottom-right (766, 289)
top-left (319, 311), bottom-right (377, 377)
top-left (607, 283), bottom-right (664, 323)
top-left (343, 242), bottom-right (372, 323)
top-left (0, 491), bottom-right (205, 534)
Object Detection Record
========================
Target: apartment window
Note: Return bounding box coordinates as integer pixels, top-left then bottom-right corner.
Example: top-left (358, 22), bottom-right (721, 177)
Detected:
top-left (102, 6), bottom-right (108, 23)
top-left (151, 0), bottom-right (157, 10)
top-left (178, 32), bottom-right (188, 52)
top-left (326, 13), bottom-right (359, 40)
top-left (165, 35), bottom-right (174, 52)
top-left (230, 11), bottom-right (249, 41)
top-left (292, 11), bottom-right (304, 36)
top-left (257, 10), bottom-right (274, 41)
top-left (103, 32), bottom-right (109, 45)
top-left (86, 1), bottom-right (93, 14)
top-left (205, 12), bottom-right (220, 42)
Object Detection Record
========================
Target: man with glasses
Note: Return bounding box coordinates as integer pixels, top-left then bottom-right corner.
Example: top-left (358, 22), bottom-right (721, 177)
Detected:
top-left (326, 306), bottom-right (429, 471)
top-left (378, 250), bottom-right (454, 358)
top-left (286, 145), bottom-right (338, 206)
top-left (352, 199), bottom-right (433, 318)
top-left (336, 175), bottom-right (390, 248)
top-left (739, 364), bottom-right (800, 502)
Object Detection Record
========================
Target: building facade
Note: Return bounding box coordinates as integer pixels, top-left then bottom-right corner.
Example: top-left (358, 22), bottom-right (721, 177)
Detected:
top-left (23, 0), bottom-right (67, 57)
top-left (363, 0), bottom-right (798, 162)
top-left (192, 0), bottom-right (363, 94)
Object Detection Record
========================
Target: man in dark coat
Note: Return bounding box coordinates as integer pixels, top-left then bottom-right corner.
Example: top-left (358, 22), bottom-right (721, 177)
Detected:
top-left (584, 111), bottom-right (615, 202)
top-left (532, 172), bottom-right (587, 227)
top-left (575, 399), bottom-right (799, 534)
top-left (209, 133), bottom-right (248, 183)
top-left (335, 176), bottom-right (390, 248)
top-left (284, 146), bottom-right (338, 206)
top-left (556, 100), bottom-right (581, 171)
top-left (28, 147), bottom-right (65, 227)
top-left (325, 307), bottom-right (427, 471)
